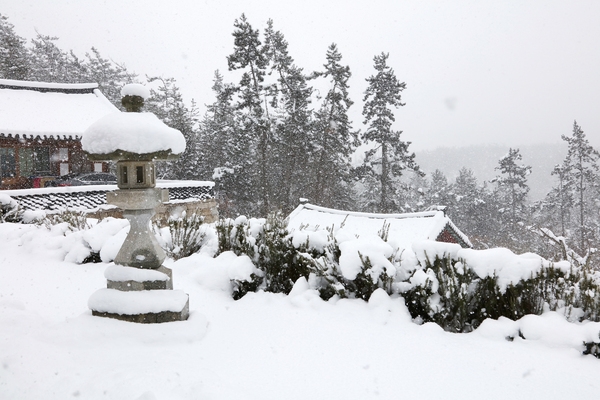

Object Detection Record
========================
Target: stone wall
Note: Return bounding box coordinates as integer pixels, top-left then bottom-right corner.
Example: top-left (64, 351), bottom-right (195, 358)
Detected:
top-left (87, 198), bottom-right (219, 226)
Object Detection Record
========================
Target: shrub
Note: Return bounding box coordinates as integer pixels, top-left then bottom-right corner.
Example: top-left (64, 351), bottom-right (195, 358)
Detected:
top-left (164, 211), bottom-right (206, 260)
top-left (214, 212), bottom-right (600, 333)
top-left (215, 216), bottom-right (257, 258)
top-left (583, 335), bottom-right (600, 359)
top-left (218, 213), bottom-right (315, 299)
top-left (400, 252), bottom-right (600, 332)
top-left (41, 210), bottom-right (90, 231)
top-left (402, 254), bottom-right (480, 332)
top-left (0, 194), bottom-right (21, 223)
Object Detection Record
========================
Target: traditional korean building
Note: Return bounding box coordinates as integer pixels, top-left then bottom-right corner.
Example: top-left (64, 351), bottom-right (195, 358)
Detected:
top-left (0, 79), bottom-right (118, 189)
top-left (287, 202), bottom-right (472, 249)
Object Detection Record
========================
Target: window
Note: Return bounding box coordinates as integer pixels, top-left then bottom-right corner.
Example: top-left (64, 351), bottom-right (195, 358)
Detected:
top-left (0, 148), bottom-right (16, 178)
top-left (122, 166), bottom-right (128, 184)
top-left (52, 148), bottom-right (69, 162)
top-left (19, 147), bottom-right (51, 177)
top-left (136, 166), bottom-right (144, 183)
top-left (60, 163), bottom-right (69, 176)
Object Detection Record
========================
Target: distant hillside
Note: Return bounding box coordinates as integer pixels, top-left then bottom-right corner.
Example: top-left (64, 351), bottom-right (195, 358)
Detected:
top-left (415, 143), bottom-right (568, 201)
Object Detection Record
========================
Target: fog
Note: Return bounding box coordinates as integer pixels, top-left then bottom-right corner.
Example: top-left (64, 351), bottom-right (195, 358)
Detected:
top-left (4, 0), bottom-right (600, 151)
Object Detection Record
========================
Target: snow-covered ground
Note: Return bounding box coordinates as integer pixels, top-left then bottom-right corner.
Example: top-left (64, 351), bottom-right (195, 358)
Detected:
top-left (2, 221), bottom-right (600, 400)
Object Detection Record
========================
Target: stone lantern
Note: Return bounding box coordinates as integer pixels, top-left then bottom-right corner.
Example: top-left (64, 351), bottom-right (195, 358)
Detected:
top-left (83, 84), bottom-right (189, 323)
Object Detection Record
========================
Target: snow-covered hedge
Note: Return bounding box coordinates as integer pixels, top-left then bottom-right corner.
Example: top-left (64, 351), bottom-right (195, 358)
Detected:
top-left (215, 213), bottom-right (600, 332)
top-left (25, 209), bottom-right (600, 333)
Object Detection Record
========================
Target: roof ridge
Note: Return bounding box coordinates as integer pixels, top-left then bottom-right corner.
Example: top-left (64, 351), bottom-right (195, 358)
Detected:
top-left (301, 203), bottom-right (439, 220)
top-left (0, 79), bottom-right (98, 94)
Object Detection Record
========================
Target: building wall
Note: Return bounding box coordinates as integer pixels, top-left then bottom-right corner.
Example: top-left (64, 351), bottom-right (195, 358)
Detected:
top-left (436, 227), bottom-right (471, 248)
top-left (0, 135), bottom-right (108, 189)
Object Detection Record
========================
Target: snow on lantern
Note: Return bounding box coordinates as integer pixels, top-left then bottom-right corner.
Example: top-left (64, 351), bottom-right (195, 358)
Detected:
top-left (84, 83), bottom-right (189, 323)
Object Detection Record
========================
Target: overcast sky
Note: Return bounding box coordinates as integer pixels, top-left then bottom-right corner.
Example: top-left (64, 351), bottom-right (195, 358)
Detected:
top-left (3, 0), bottom-right (600, 151)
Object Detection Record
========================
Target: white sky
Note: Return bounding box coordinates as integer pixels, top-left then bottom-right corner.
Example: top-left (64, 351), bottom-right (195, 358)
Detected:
top-left (3, 0), bottom-right (600, 151)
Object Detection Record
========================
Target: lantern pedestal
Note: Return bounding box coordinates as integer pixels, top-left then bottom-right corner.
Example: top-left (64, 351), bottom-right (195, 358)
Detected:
top-left (89, 188), bottom-right (189, 323)
top-left (107, 188), bottom-right (168, 269)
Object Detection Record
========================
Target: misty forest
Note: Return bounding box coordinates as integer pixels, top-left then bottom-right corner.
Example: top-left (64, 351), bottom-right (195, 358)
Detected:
top-left (1, 12), bottom-right (599, 268)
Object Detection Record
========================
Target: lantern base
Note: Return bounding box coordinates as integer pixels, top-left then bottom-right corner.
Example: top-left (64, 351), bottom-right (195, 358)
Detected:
top-left (89, 288), bottom-right (189, 324)
top-left (89, 264), bottom-right (188, 324)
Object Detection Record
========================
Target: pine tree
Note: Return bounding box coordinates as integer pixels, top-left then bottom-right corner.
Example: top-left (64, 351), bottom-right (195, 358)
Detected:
top-left (491, 148), bottom-right (532, 251)
top-left (311, 43), bottom-right (358, 209)
top-left (263, 20), bottom-right (314, 212)
top-left (452, 168), bottom-right (494, 248)
top-left (493, 149), bottom-right (531, 225)
top-left (198, 71), bottom-right (239, 177)
top-left (19, 30), bottom-right (135, 109)
top-left (426, 169), bottom-right (454, 210)
top-left (560, 121), bottom-right (600, 252)
top-left (145, 76), bottom-right (198, 179)
top-left (83, 47), bottom-right (136, 107)
top-left (28, 33), bottom-right (77, 83)
top-left (227, 14), bottom-right (272, 216)
top-left (0, 13), bottom-right (30, 80)
top-left (199, 71), bottom-right (254, 217)
top-left (538, 164), bottom-right (574, 238)
top-left (360, 52), bottom-right (420, 213)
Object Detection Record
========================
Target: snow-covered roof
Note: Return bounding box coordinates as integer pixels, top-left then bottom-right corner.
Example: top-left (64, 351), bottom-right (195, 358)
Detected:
top-left (287, 203), bottom-right (472, 249)
top-left (0, 78), bottom-right (119, 140)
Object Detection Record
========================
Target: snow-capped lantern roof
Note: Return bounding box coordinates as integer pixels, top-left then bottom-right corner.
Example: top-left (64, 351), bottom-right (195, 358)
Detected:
top-left (82, 84), bottom-right (185, 161)
top-left (287, 203), bottom-right (472, 250)
top-left (120, 83), bottom-right (151, 100)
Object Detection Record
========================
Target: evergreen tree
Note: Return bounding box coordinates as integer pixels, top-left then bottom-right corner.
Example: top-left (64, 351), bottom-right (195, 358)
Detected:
top-left (493, 149), bottom-right (531, 225)
top-left (425, 169), bottom-right (454, 210)
top-left (28, 33), bottom-right (78, 83)
top-left (360, 52), bottom-right (420, 213)
top-left (538, 164), bottom-right (574, 238)
top-left (145, 76), bottom-right (199, 179)
top-left (403, 172), bottom-right (428, 212)
top-left (491, 148), bottom-right (532, 251)
top-left (263, 20), bottom-right (314, 212)
top-left (0, 13), bottom-right (30, 80)
top-left (311, 43), bottom-right (358, 209)
top-left (200, 71), bottom-right (254, 217)
top-left (452, 168), bottom-right (493, 248)
top-left (16, 29), bottom-right (135, 109)
top-left (83, 47), bottom-right (136, 107)
top-left (530, 165), bottom-right (575, 261)
top-left (227, 14), bottom-right (272, 216)
top-left (560, 121), bottom-right (600, 252)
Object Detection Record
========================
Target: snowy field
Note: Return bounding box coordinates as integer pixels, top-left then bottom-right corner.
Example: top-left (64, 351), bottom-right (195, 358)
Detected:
top-left (2, 221), bottom-right (600, 400)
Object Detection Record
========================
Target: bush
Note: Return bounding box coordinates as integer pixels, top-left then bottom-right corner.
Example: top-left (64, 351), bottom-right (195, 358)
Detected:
top-left (401, 252), bottom-right (600, 332)
top-left (217, 213), bottom-right (314, 299)
top-left (41, 210), bottom-right (90, 231)
top-left (0, 194), bottom-right (20, 222)
top-left (583, 335), bottom-right (600, 359)
top-left (163, 211), bottom-right (206, 260)
top-left (214, 212), bottom-right (600, 333)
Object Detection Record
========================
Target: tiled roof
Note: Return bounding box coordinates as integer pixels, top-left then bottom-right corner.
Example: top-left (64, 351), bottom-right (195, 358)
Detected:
top-left (287, 203), bottom-right (472, 249)
top-left (0, 79), bottom-right (118, 139)
top-left (1, 181), bottom-right (215, 212)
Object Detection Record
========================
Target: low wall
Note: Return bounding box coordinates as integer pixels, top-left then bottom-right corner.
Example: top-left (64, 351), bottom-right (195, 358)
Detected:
top-left (88, 198), bottom-right (219, 226)
top-left (1, 180), bottom-right (219, 224)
